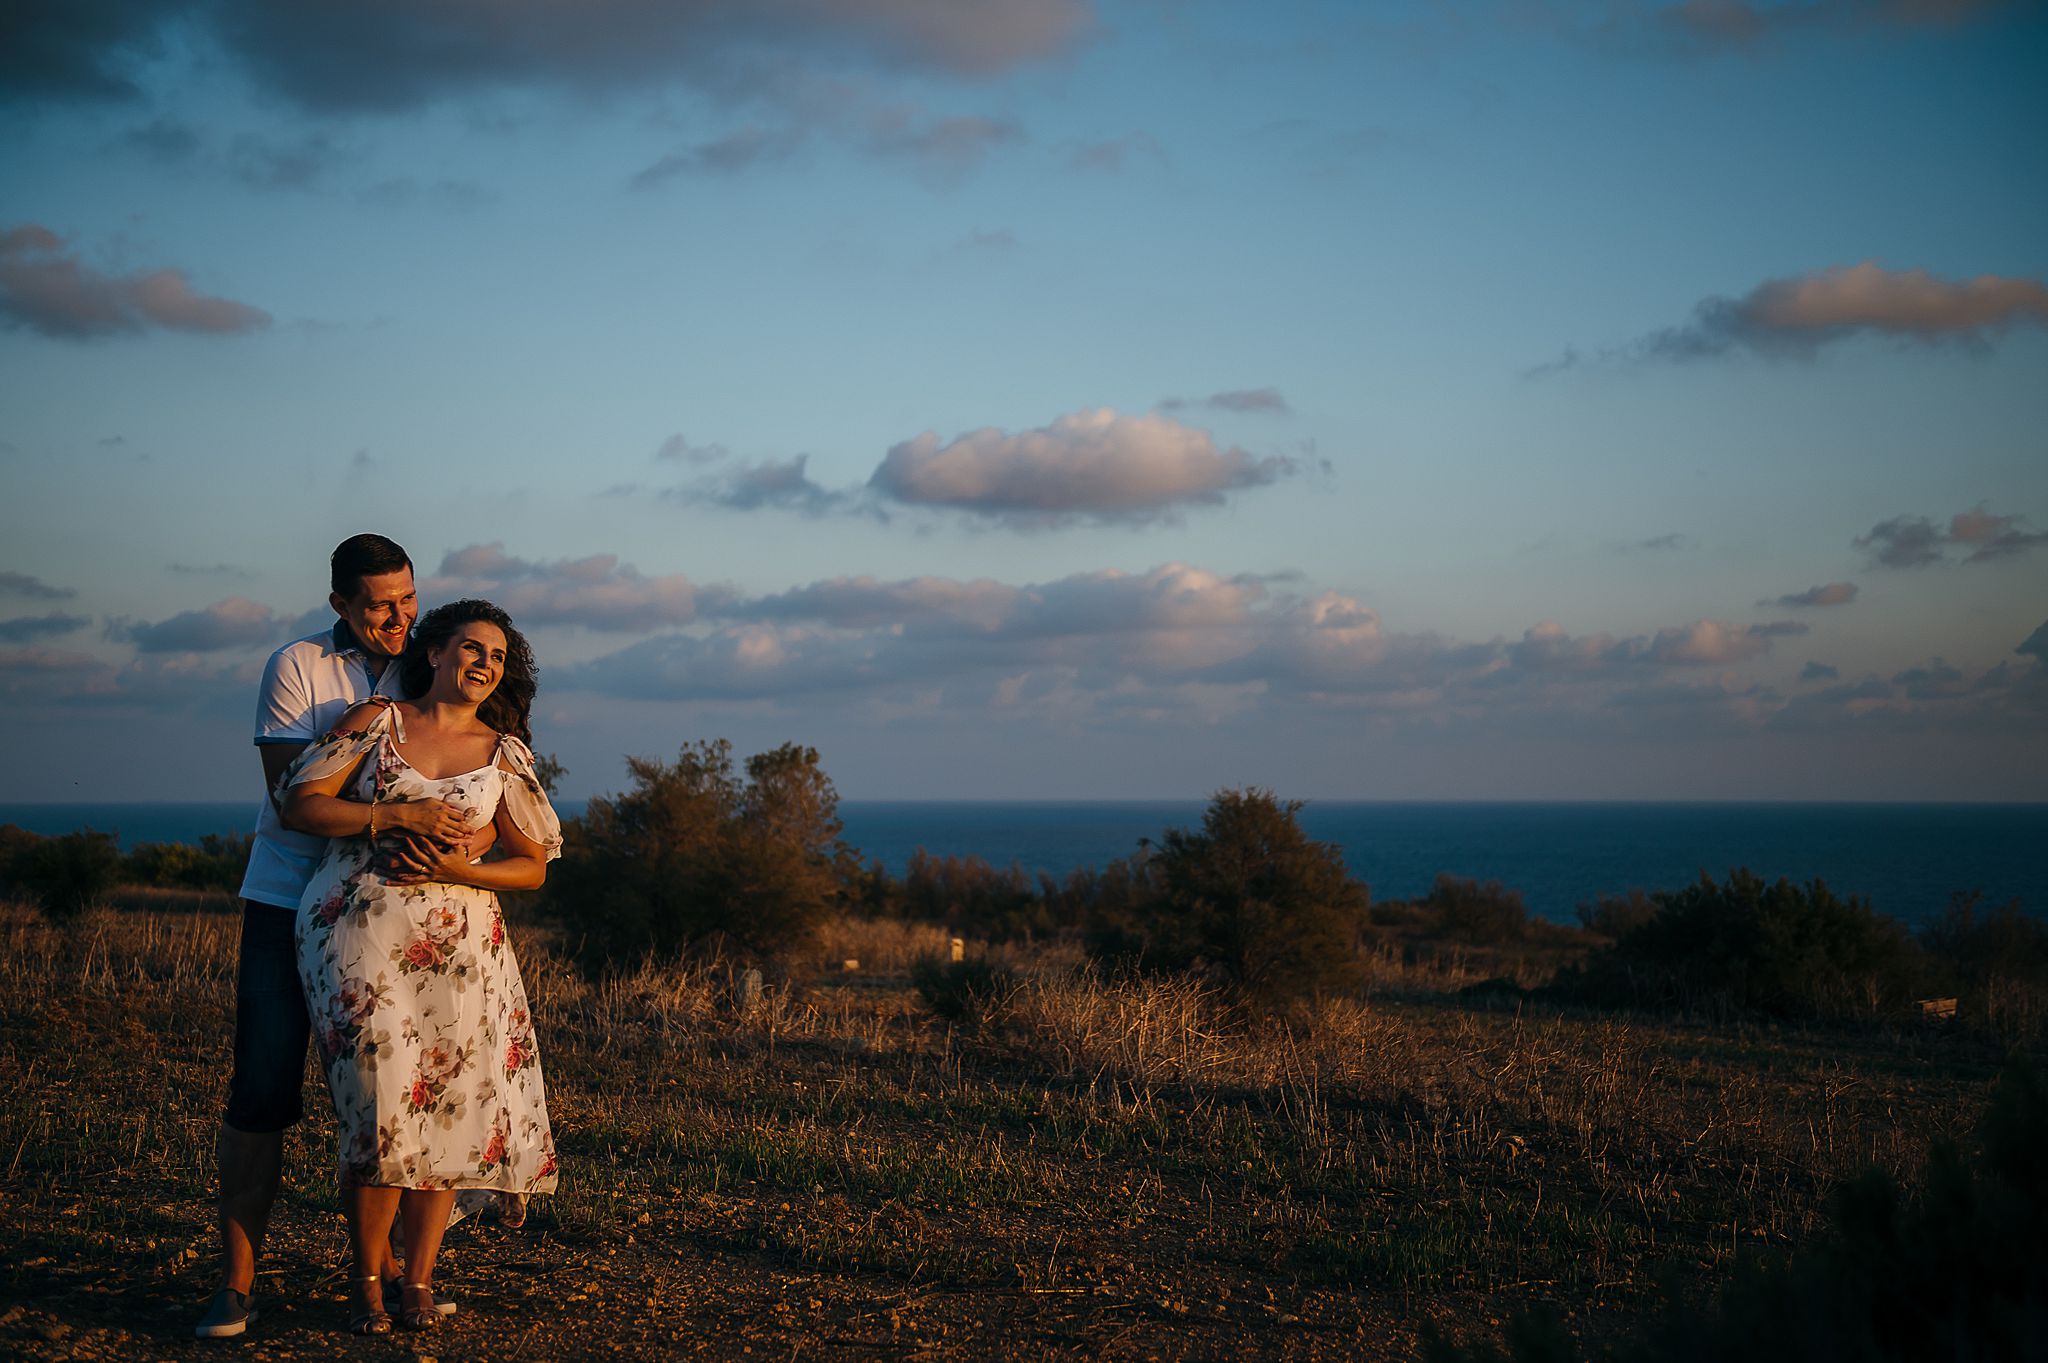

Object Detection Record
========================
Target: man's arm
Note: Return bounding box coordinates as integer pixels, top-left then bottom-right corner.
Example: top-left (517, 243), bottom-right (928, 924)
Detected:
top-left (258, 742), bottom-right (308, 810)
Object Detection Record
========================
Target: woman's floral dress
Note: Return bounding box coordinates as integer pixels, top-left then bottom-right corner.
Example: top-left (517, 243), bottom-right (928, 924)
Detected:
top-left (285, 703), bottom-right (562, 1198)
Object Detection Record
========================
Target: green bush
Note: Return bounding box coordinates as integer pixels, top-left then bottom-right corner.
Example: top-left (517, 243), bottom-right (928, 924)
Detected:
top-left (1093, 788), bottom-right (1369, 1004)
top-left (0, 824), bottom-right (40, 891)
top-left (893, 851), bottom-right (1061, 939)
top-left (1575, 888), bottom-right (1659, 940)
top-left (547, 739), bottom-right (851, 967)
top-left (1562, 869), bottom-right (1923, 1022)
top-left (123, 832), bottom-right (252, 891)
top-left (1919, 893), bottom-right (2048, 1039)
top-left (1422, 873), bottom-right (1533, 946)
top-left (5, 828), bottom-right (121, 920)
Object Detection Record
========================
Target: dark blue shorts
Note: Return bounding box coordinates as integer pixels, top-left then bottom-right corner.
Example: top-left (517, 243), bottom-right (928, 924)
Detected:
top-left (222, 901), bottom-right (312, 1134)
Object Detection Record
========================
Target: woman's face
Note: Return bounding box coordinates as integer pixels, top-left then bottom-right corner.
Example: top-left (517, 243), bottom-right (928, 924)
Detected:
top-left (429, 620), bottom-right (509, 706)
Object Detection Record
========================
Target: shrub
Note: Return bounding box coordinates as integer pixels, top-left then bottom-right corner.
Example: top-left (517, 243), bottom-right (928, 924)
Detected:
top-left (1575, 888), bottom-right (1658, 940)
top-left (1097, 788), bottom-right (1369, 1004)
top-left (1422, 873), bottom-right (1532, 946)
top-left (0, 824), bottom-right (40, 892)
top-left (123, 832), bottom-right (252, 891)
top-left (7, 828), bottom-right (121, 921)
top-left (894, 851), bottom-right (1059, 939)
top-left (1564, 869), bottom-right (1923, 1022)
top-left (1919, 893), bottom-right (2048, 1039)
top-left (548, 739), bottom-right (851, 967)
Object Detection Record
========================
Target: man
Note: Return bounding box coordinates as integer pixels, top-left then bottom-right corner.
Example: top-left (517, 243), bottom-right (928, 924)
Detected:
top-left (197, 534), bottom-right (427, 1338)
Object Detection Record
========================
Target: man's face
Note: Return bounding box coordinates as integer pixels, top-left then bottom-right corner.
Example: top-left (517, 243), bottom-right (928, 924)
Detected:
top-left (331, 568), bottom-right (418, 659)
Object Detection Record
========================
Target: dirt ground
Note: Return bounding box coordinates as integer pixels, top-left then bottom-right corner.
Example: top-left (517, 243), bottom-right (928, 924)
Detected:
top-left (0, 896), bottom-right (2003, 1362)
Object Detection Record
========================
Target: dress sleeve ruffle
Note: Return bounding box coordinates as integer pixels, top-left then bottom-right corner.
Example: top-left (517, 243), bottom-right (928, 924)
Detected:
top-left (495, 735), bottom-right (564, 863)
top-left (276, 700), bottom-right (396, 801)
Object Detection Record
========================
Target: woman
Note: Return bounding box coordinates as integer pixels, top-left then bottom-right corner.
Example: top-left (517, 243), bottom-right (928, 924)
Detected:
top-left (281, 599), bottom-right (562, 1334)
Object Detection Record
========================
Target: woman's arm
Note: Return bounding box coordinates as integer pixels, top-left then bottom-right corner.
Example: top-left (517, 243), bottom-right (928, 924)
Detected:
top-left (278, 713), bottom-right (472, 844)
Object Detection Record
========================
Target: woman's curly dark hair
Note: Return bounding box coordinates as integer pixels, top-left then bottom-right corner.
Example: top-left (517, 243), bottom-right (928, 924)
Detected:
top-left (399, 599), bottom-right (537, 745)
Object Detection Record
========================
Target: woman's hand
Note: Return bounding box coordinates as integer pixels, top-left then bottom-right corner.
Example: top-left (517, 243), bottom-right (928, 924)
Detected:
top-left (379, 798), bottom-right (470, 845)
top-left (381, 835), bottom-right (478, 887)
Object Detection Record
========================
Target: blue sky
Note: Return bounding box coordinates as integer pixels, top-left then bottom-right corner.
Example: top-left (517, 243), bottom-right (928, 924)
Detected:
top-left (3, 0), bottom-right (2045, 803)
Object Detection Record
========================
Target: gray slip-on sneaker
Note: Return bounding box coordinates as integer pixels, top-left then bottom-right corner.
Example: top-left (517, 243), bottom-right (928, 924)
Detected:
top-left (194, 1288), bottom-right (258, 1339)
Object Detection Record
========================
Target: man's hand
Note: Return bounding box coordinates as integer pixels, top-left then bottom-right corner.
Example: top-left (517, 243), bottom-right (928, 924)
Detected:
top-left (380, 834), bottom-right (476, 887)
top-left (378, 831), bottom-right (441, 884)
top-left (379, 820), bottom-right (490, 885)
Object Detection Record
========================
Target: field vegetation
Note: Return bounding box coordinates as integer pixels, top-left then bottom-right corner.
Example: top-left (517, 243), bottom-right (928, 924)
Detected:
top-left (0, 752), bottom-right (2041, 1359)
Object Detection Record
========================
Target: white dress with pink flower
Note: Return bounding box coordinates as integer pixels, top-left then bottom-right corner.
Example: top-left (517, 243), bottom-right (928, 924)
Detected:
top-left (286, 703), bottom-right (561, 1197)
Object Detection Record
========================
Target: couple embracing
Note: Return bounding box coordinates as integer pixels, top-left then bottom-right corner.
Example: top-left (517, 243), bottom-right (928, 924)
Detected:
top-left (199, 534), bottom-right (562, 1338)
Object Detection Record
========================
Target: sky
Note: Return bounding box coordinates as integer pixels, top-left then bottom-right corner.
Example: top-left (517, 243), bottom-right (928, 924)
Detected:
top-left (2, 0), bottom-right (2046, 804)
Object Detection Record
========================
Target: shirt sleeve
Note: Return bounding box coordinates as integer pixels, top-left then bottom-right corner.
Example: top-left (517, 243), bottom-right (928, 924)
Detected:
top-left (255, 646), bottom-right (318, 745)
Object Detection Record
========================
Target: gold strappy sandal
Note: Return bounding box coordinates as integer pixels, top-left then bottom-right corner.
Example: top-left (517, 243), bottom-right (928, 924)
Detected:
top-left (398, 1280), bottom-right (444, 1331)
top-left (349, 1275), bottom-right (392, 1335)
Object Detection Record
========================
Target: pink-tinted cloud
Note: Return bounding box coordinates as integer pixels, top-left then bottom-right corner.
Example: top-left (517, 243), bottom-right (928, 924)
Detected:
top-left (0, 646), bottom-right (115, 699)
top-left (121, 597), bottom-right (281, 652)
top-left (8, 0), bottom-right (1095, 112)
top-left (0, 224), bottom-right (270, 341)
top-left (1857, 505), bottom-right (2047, 568)
top-left (431, 543), bottom-right (711, 631)
top-left (1767, 582), bottom-right (1858, 607)
top-left (1662, 0), bottom-right (2020, 52)
top-left (1159, 387), bottom-right (1292, 416)
top-left (562, 555), bottom-right (1846, 726)
top-left (1644, 263), bottom-right (2048, 359)
top-left (1947, 507), bottom-right (2048, 562)
top-left (869, 408), bottom-right (1299, 524)
top-left (1508, 618), bottom-right (1805, 673)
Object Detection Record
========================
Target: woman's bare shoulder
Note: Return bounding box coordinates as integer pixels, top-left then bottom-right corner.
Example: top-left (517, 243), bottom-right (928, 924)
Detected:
top-left (333, 697), bottom-right (396, 733)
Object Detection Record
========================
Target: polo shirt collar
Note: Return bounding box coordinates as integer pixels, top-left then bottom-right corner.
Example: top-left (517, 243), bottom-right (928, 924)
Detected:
top-left (330, 619), bottom-right (366, 657)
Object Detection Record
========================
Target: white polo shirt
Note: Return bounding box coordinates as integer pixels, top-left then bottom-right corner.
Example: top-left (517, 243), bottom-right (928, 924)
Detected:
top-left (238, 622), bottom-right (407, 910)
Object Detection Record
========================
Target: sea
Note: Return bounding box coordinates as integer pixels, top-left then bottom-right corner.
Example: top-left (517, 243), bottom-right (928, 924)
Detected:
top-left (2, 799), bottom-right (2040, 928)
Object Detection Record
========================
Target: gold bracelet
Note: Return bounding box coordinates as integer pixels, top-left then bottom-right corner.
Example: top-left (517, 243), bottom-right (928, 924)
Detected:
top-left (368, 800), bottom-right (379, 838)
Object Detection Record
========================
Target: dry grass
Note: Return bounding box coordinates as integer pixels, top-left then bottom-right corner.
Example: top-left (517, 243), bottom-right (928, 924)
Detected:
top-left (0, 898), bottom-right (2012, 1361)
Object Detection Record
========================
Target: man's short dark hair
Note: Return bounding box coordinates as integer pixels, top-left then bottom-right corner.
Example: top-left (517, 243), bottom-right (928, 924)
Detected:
top-left (330, 534), bottom-right (414, 599)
